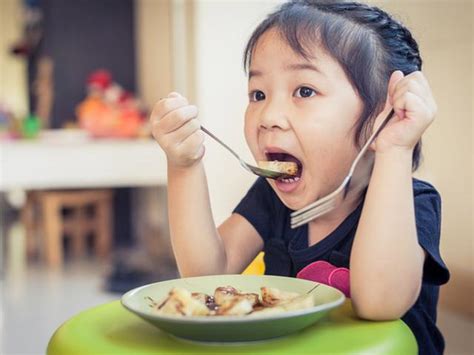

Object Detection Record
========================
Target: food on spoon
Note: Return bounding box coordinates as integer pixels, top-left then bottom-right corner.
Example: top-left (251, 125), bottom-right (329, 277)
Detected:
top-left (258, 160), bottom-right (298, 176)
top-left (148, 285), bottom-right (314, 317)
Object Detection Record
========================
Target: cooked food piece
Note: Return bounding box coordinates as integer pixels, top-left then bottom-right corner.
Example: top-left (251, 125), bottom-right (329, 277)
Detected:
top-left (192, 292), bottom-right (218, 311)
top-left (155, 287), bottom-right (210, 316)
top-left (149, 285), bottom-right (315, 317)
top-left (261, 287), bottom-right (300, 306)
top-left (214, 286), bottom-right (259, 307)
top-left (258, 160), bottom-right (298, 176)
top-left (191, 292), bottom-right (211, 304)
top-left (249, 306), bottom-right (286, 317)
top-left (214, 286), bottom-right (239, 305)
top-left (216, 298), bottom-right (254, 316)
top-left (279, 294), bottom-right (314, 311)
top-left (250, 295), bottom-right (314, 316)
top-left (238, 292), bottom-right (260, 306)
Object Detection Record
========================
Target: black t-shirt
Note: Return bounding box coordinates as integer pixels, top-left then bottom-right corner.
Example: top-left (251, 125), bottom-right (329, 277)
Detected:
top-left (234, 177), bottom-right (450, 355)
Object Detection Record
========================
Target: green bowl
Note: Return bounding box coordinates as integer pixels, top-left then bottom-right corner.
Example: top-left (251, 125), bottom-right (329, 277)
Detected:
top-left (121, 274), bottom-right (345, 343)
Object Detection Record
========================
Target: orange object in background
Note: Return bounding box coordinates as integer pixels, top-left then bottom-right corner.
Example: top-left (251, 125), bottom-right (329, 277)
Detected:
top-left (76, 69), bottom-right (145, 138)
top-left (77, 98), bottom-right (143, 138)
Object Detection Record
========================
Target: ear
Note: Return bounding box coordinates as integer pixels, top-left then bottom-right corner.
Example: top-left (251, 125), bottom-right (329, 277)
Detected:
top-left (369, 71), bottom-right (404, 151)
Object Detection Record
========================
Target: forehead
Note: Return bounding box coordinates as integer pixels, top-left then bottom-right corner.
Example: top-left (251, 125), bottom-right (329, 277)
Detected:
top-left (250, 28), bottom-right (334, 71)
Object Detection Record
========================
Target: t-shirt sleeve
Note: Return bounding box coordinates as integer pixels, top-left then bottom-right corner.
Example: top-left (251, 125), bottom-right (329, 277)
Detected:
top-left (414, 180), bottom-right (450, 285)
top-left (233, 177), bottom-right (274, 242)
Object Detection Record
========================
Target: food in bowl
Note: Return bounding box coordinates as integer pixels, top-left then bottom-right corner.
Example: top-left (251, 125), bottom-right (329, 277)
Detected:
top-left (147, 285), bottom-right (314, 317)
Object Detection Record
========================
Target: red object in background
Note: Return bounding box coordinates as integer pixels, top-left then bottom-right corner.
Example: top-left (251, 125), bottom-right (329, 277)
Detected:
top-left (87, 70), bottom-right (112, 91)
top-left (118, 91), bottom-right (132, 104)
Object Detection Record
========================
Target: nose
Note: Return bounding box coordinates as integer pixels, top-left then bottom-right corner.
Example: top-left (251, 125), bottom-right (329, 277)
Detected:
top-left (259, 99), bottom-right (290, 131)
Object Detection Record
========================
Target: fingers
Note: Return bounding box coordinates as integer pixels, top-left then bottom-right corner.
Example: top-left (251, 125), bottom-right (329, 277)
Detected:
top-left (393, 73), bottom-right (436, 111)
top-left (158, 105), bottom-right (199, 135)
top-left (149, 92), bottom-right (205, 167)
top-left (176, 129), bottom-right (206, 160)
top-left (161, 118), bottom-right (201, 149)
top-left (392, 91), bottom-right (431, 123)
top-left (388, 71), bottom-right (437, 120)
top-left (150, 91), bottom-right (198, 137)
top-left (150, 93), bottom-right (191, 126)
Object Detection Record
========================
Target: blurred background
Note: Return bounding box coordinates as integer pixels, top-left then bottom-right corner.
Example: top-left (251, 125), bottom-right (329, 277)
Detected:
top-left (0, 0), bottom-right (472, 354)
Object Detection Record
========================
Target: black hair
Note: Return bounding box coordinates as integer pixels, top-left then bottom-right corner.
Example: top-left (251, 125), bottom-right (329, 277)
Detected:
top-left (244, 0), bottom-right (423, 170)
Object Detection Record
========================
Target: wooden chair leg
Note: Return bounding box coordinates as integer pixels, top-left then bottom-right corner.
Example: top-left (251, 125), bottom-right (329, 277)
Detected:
top-left (70, 208), bottom-right (87, 258)
top-left (21, 192), bottom-right (37, 259)
top-left (95, 198), bottom-right (112, 257)
top-left (41, 196), bottom-right (63, 267)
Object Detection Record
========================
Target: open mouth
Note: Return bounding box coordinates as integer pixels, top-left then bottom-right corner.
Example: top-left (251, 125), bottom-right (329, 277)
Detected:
top-left (265, 152), bottom-right (303, 183)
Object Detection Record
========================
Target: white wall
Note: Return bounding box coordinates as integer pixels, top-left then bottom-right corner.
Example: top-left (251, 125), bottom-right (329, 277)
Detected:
top-left (193, 0), bottom-right (283, 224)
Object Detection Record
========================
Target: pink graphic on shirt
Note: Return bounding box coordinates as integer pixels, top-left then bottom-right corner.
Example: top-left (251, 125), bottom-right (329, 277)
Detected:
top-left (296, 260), bottom-right (351, 298)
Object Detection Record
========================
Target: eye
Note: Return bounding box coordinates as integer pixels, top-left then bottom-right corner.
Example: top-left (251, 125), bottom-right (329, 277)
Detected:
top-left (294, 86), bottom-right (316, 98)
top-left (249, 90), bottom-right (266, 102)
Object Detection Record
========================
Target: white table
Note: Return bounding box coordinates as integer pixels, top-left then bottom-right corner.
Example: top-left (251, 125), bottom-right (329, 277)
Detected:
top-left (0, 136), bottom-right (167, 191)
top-left (0, 134), bottom-right (168, 270)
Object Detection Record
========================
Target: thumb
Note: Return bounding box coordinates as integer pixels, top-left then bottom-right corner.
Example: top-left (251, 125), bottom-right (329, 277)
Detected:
top-left (369, 70), bottom-right (404, 151)
top-left (387, 70), bottom-right (404, 106)
top-left (375, 71), bottom-right (404, 128)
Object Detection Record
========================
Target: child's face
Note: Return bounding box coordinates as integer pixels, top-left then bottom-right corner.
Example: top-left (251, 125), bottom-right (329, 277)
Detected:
top-left (245, 28), bottom-right (364, 210)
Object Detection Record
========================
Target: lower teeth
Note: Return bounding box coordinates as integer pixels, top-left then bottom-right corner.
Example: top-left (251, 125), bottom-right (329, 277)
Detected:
top-left (281, 176), bottom-right (300, 183)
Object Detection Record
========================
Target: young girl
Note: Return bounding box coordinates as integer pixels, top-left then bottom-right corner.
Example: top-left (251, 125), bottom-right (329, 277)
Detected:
top-left (150, 1), bottom-right (449, 354)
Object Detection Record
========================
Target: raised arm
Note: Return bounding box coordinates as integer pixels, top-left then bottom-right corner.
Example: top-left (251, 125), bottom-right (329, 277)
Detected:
top-left (151, 93), bottom-right (262, 276)
top-left (350, 71), bottom-right (437, 320)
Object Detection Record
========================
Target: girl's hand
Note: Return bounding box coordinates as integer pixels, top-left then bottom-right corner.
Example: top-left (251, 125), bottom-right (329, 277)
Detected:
top-left (150, 92), bottom-right (205, 168)
top-left (373, 70), bottom-right (437, 153)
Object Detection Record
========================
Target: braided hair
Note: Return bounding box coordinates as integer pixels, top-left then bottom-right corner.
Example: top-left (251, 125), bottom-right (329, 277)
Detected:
top-left (244, 0), bottom-right (423, 170)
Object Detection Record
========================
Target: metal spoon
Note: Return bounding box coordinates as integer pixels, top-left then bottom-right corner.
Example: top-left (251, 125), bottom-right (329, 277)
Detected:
top-left (200, 126), bottom-right (295, 180)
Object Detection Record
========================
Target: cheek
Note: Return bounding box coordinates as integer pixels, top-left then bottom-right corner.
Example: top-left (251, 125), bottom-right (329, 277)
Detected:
top-left (303, 135), bottom-right (358, 187)
top-left (244, 110), bottom-right (258, 154)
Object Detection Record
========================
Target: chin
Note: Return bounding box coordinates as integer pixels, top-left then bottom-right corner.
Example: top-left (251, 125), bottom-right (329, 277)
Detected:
top-left (269, 181), bottom-right (317, 211)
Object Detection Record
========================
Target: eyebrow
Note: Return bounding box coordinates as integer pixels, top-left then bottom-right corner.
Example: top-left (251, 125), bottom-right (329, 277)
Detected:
top-left (248, 69), bottom-right (262, 79)
top-left (248, 62), bottom-right (323, 79)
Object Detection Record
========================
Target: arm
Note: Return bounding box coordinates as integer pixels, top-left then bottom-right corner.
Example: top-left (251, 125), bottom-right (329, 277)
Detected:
top-left (350, 71), bottom-right (437, 320)
top-left (350, 147), bottom-right (425, 320)
top-left (151, 92), bottom-right (262, 277)
top-left (167, 162), bottom-right (225, 276)
top-left (168, 163), bottom-right (263, 276)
